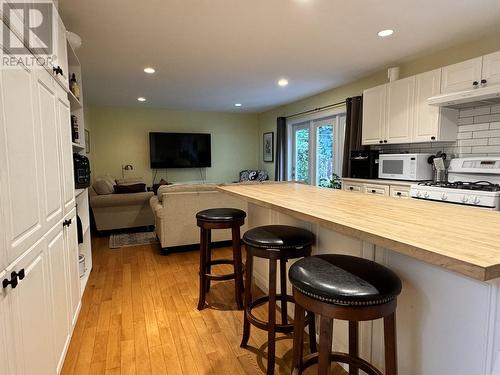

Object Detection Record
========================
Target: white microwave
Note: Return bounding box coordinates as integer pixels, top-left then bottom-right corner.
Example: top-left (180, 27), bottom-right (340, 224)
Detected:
top-left (378, 153), bottom-right (433, 181)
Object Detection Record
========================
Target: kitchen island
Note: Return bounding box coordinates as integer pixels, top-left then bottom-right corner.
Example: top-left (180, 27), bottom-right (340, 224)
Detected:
top-left (218, 182), bottom-right (500, 375)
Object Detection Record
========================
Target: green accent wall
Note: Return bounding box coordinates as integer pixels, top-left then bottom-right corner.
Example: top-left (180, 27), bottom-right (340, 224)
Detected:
top-left (86, 106), bottom-right (259, 186)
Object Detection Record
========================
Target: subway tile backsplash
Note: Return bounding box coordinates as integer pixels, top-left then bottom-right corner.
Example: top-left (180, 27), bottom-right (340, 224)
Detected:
top-left (371, 104), bottom-right (500, 158)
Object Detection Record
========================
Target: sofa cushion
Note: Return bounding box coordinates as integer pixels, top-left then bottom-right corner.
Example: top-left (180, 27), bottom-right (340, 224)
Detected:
top-left (157, 183), bottom-right (218, 202)
top-left (114, 183), bottom-right (146, 194)
top-left (93, 179), bottom-right (115, 195)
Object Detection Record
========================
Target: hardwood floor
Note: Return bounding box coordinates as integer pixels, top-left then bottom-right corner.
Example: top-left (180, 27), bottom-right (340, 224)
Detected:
top-left (61, 235), bottom-right (345, 375)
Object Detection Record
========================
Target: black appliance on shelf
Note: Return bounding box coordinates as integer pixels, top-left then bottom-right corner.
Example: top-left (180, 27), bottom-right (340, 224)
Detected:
top-left (349, 150), bottom-right (379, 179)
top-left (73, 153), bottom-right (91, 188)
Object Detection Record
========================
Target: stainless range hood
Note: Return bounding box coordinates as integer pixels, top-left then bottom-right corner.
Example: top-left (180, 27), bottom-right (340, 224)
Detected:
top-left (427, 84), bottom-right (500, 109)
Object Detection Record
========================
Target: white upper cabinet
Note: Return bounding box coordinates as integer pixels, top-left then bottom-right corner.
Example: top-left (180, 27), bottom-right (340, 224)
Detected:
top-left (57, 87), bottom-right (75, 213)
top-left (386, 76), bottom-right (415, 144)
top-left (413, 69), bottom-right (442, 142)
top-left (0, 62), bottom-right (45, 266)
top-left (481, 51), bottom-right (500, 87)
top-left (362, 84), bottom-right (386, 145)
top-left (36, 70), bottom-right (64, 230)
top-left (53, 11), bottom-right (69, 86)
top-left (441, 57), bottom-right (483, 93)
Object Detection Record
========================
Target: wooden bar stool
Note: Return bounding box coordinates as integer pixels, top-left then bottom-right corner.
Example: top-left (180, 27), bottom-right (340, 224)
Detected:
top-left (289, 254), bottom-right (402, 375)
top-left (196, 208), bottom-right (246, 310)
top-left (240, 225), bottom-right (317, 375)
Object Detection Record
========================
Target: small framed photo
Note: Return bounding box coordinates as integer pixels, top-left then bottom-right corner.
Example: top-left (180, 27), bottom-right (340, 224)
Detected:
top-left (263, 132), bottom-right (274, 162)
top-left (85, 129), bottom-right (90, 154)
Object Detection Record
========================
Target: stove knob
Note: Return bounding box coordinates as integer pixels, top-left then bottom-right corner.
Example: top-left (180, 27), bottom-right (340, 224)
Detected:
top-left (472, 196), bottom-right (481, 205)
top-left (441, 193), bottom-right (448, 201)
top-left (461, 195), bottom-right (469, 203)
top-left (424, 192), bottom-right (430, 198)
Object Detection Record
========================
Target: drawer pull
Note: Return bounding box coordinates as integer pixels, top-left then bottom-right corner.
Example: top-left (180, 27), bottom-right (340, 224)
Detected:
top-left (349, 187), bottom-right (354, 191)
top-left (371, 189), bottom-right (376, 193)
top-left (397, 192), bottom-right (402, 196)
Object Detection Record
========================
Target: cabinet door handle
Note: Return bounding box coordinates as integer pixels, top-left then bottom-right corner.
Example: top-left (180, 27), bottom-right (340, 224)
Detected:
top-left (2, 271), bottom-right (19, 289)
top-left (481, 79), bottom-right (487, 85)
top-left (431, 136), bottom-right (436, 140)
top-left (63, 219), bottom-right (73, 227)
top-left (379, 140), bottom-right (383, 144)
top-left (17, 269), bottom-right (25, 281)
top-left (383, 140), bottom-right (388, 143)
top-left (473, 81), bottom-right (479, 87)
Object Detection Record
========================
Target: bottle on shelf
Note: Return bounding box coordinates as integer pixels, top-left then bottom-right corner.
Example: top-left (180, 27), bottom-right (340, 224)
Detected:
top-left (70, 73), bottom-right (81, 100)
top-left (71, 115), bottom-right (79, 143)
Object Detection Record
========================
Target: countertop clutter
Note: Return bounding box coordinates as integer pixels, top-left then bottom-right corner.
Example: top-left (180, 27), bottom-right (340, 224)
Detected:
top-left (219, 182), bottom-right (500, 281)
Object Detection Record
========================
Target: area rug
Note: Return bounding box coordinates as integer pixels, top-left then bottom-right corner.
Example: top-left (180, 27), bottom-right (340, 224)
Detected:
top-left (109, 231), bottom-right (158, 249)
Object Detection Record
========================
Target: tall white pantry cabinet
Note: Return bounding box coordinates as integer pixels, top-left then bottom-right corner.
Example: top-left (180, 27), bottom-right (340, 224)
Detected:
top-left (0, 7), bottom-right (89, 375)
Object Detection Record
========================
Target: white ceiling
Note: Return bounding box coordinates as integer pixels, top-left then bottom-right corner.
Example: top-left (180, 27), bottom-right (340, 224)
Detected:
top-left (59, 0), bottom-right (500, 113)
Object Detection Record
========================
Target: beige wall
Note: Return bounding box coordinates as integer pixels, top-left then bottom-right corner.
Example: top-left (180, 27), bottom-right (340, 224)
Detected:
top-left (87, 106), bottom-right (259, 186)
top-left (258, 28), bottom-right (500, 180)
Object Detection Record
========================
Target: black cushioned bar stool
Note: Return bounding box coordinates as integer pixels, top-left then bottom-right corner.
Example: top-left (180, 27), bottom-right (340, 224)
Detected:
top-left (241, 225), bottom-right (317, 375)
top-left (196, 208), bottom-right (246, 310)
top-left (289, 254), bottom-right (402, 375)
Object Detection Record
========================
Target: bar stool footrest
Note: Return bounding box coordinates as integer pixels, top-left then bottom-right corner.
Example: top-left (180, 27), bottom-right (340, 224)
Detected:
top-left (246, 294), bottom-right (312, 333)
top-left (292, 351), bottom-right (383, 375)
top-left (202, 259), bottom-right (244, 281)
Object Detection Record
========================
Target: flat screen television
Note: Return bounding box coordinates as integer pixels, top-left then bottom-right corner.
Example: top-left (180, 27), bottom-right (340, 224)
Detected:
top-left (149, 132), bottom-right (211, 168)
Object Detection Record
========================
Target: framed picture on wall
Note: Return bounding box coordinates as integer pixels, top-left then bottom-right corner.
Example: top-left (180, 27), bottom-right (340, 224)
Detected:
top-left (263, 132), bottom-right (274, 162)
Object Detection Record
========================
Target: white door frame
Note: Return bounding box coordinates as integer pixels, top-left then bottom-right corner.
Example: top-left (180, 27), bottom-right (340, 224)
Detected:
top-left (287, 107), bottom-right (346, 184)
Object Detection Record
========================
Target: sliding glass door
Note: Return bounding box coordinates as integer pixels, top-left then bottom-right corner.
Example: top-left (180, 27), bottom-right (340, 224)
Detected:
top-left (289, 112), bottom-right (346, 185)
top-left (291, 123), bottom-right (310, 183)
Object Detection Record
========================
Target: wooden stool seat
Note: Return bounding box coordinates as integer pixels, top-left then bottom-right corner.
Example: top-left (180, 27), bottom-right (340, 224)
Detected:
top-left (240, 225), bottom-right (317, 375)
top-left (289, 254), bottom-right (402, 375)
top-left (196, 208), bottom-right (246, 310)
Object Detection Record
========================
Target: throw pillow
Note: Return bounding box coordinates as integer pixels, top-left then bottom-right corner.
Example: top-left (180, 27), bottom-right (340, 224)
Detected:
top-left (114, 183), bottom-right (146, 194)
top-left (93, 179), bottom-right (114, 195)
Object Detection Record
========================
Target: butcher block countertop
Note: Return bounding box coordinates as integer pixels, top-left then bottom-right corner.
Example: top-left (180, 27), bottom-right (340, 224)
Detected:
top-left (218, 182), bottom-right (500, 281)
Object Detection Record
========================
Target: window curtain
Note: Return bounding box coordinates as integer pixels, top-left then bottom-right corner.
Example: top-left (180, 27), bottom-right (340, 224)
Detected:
top-left (342, 96), bottom-right (365, 177)
top-left (275, 117), bottom-right (287, 181)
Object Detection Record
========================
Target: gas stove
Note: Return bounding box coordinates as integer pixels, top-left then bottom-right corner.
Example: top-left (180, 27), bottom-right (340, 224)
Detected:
top-left (410, 157), bottom-right (500, 210)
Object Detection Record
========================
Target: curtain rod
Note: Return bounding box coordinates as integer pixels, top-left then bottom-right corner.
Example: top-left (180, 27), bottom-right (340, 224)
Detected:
top-left (285, 100), bottom-right (347, 119)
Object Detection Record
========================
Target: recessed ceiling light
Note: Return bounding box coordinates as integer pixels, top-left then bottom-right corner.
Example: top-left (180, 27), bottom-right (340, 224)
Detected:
top-left (234, 103), bottom-right (242, 107)
top-left (278, 78), bottom-right (289, 87)
top-left (377, 29), bottom-right (394, 37)
top-left (144, 67), bottom-right (156, 74)
top-left (137, 97), bottom-right (146, 102)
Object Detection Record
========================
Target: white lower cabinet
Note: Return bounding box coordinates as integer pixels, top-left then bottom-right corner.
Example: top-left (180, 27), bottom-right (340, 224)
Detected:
top-left (0, 271), bottom-right (15, 375)
top-left (65, 211), bottom-right (81, 328)
top-left (390, 186), bottom-right (411, 199)
top-left (47, 223), bottom-right (71, 374)
top-left (363, 184), bottom-right (390, 196)
top-left (7, 240), bottom-right (54, 375)
top-left (343, 179), bottom-right (411, 200)
top-left (343, 181), bottom-right (363, 193)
